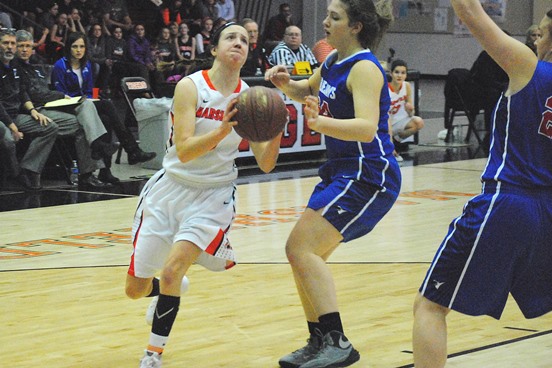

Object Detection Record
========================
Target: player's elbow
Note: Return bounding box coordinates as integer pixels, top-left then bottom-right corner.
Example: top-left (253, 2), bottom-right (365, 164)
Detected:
top-left (258, 159), bottom-right (277, 173)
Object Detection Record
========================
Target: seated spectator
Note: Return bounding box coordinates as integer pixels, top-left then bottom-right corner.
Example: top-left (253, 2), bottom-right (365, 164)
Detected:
top-left (525, 24), bottom-right (541, 55)
top-left (168, 21), bottom-right (180, 43)
top-left (73, 0), bottom-right (101, 29)
top-left (47, 11), bottom-right (70, 62)
top-left (161, 0), bottom-right (191, 26)
top-left (195, 16), bottom-right (213, 57)
top-left (216, 0), bottom-right (235, 21)
top-left (198, 0), bottom-right (218, 20)
top-left (263, 2), bottom-right (293, 54)
top-left (68, 7), bottom-right (87, 34)
top-left (387, 59), bottom-right (424, 160)
top-left (22, 25), bottom-right (49, 64)
top-left (151, 26), bottom-right (181, 80)
top-left (312, 37), bottom-right (334, 64)
top-left (176, 22), bottom-right (196, 62)
top-left (14, 29), bottom-right (114, 189)
top-left (87, 23), bottom-right (110, 92)
top-left (267, 25), bottom-right (318, 70)
top-left (101, 0), bottom-right (133, 33)
top-left (127, 23), bottom-right (164, 93)
top-left (240, 18), bottom-right (268, 77)
top-left (51, 32), bottom-right (157, 183)
top-left (0, 28), bottom-right (58, 190)
top-left (38, 2), bottom-right (60, 32)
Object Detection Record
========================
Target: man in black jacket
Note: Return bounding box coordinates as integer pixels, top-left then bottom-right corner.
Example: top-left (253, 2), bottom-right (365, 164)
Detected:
top-left (0, 27), bottom-right (57, 190)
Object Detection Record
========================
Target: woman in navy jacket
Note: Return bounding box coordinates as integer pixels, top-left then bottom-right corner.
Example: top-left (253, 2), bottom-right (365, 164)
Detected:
top-left (52, 32), bottom-right (156, 183)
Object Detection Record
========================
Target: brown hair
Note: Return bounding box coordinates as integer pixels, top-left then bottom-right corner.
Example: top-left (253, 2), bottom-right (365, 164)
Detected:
top-left (339, 0), bottom-right (393, 50)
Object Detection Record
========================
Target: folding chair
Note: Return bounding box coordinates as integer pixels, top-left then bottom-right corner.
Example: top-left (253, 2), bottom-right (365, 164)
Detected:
top-left (115, 77), bottom-right (155, 164)
top-left (443, 68), bottom-right (483, 144)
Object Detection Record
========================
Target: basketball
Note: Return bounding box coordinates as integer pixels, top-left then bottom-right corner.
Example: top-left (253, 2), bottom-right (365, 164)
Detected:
top-left (234, 86), bottom-right (289, 142)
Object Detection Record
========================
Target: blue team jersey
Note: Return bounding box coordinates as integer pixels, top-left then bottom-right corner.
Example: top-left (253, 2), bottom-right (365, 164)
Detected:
top-left (317, 50), bottom-right (397, 189)
top-left (482, 60), bottom-right (552, 188)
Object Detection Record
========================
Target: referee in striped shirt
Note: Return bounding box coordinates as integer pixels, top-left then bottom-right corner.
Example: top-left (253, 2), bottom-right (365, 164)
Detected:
top-left (267, 25), bottom-right (319, 70)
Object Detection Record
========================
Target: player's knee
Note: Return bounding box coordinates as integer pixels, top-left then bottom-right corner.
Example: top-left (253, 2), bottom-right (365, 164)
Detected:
top-left (125, 283), bottom-right (143, 299)
top-left (413, 293), bottom-right (448, 317)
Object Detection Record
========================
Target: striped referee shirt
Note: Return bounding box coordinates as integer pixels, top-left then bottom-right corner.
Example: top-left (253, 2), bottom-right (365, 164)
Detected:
top-left (267, 41), bottom-right (319, 67)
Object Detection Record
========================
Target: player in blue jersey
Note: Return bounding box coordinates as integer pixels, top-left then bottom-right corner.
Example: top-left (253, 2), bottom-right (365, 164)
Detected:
top-left (413, 1), bottom-right (552, 367)
top-left (266, 1), bottom-right (399, 367)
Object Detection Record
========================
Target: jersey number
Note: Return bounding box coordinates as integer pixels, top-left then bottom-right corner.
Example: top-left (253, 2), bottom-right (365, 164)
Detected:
top-left (538, 96), bottom-right (552, 139)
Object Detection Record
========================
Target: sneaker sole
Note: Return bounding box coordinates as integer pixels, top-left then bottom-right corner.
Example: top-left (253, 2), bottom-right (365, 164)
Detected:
top-left (332, 348), bottom-right (360, 367)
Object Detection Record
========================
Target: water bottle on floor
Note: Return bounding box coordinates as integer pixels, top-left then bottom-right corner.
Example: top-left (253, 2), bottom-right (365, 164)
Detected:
top-left (70, 160), bottom-right (79, 186)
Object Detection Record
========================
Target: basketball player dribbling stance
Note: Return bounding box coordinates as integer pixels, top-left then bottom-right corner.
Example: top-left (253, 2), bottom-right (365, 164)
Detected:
top-left (124, 22), bottom-right (282, 368)
top-left (413, 2), bottom-right (552, 367)
top-left (265, 0), bottom-right (400, 367)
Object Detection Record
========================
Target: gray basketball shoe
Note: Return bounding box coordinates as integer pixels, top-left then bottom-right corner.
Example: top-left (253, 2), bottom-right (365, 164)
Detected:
top-left (298, 330), bottom-right (360, 368)
top-left (279, 329), bottom-right (323, 368)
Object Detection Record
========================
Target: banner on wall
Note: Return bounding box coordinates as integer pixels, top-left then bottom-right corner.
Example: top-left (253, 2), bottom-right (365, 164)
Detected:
top-left (237, 89), bottom-right (326, 157)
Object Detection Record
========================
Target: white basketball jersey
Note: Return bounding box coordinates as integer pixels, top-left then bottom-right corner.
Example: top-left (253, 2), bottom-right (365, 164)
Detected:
top-left (388, 81), bottom-right (409, 124)
top-left (163, 69), bottom-right (248, 187)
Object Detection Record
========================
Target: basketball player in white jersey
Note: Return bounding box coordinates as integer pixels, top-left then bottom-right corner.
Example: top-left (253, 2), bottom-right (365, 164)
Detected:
top-left (388, 59), bottom-right (424, 160)
top-left (124, 22), bottom-right (282, 368)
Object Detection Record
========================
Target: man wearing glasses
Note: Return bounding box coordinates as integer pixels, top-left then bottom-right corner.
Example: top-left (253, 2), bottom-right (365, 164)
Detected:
top-left (0, 28), bottom-right (58, 190)
top-left (268, 25), bottom-right (318, 70)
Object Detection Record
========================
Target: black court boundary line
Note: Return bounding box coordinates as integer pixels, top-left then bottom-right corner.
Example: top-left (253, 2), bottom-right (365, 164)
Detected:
top-left (0, 261), bottom-right (431, 272)
top-left (395, 329), bottom-right (552, 368)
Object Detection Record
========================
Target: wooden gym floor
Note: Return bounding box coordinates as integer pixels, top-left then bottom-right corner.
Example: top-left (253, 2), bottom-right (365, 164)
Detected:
top-left (2, 153), bottom-right (551, 367)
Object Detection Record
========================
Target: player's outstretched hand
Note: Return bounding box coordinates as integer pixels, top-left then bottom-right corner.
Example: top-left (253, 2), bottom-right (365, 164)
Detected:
top-left (265, 65), bottom-right (290, 89)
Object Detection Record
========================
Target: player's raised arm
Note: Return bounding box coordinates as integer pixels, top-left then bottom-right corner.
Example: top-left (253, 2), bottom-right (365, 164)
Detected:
top-left (451, 0), bottom-right (537, 93)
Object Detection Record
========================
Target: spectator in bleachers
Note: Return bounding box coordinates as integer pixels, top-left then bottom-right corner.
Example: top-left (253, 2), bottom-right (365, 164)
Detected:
top-left (267, 25), bottom-right (318, 70)
top-left (13, 29), bottom-right (114, 188)
top-left (101, 0), bottom-right (133, 33)
top-left (168, 21), bottom-right (180, 43)
top-left (195, 16), bottom-right (213, 57)
top-left (263, 2), bottom-right (293, 54)
top-left (73, 0), bottom-right (101, 29)
top-left (52, 31), bottom-right (157, 182)
top-left (67, 7), bottom-right (86, 34)
top-left (176, 22), bottom-right (195, 61)
top-left (216, 0), bottom-right (235, 21)
top-left (47, 11), bottom-right (70, 61)
top-left (525, 24), bottom-right (541, 55)
top-left (0, 28), bottom-right (58, 190)
top-left (151, 26), bottom-right (180, 80)
top-left (127, 23), bottom-right (164, 92)
top-left (38, 1), bottom-right (59, 31)
top-left (105, 25), bottom-right (136, 91)
top-left (198, 0), bottom-right (218, 20)
top-left (22, 25), bottom-right (49, 64)
top-left (240, 18), bottom-right (268, 77)
top-left (161, 0), bottom-right (193, 26)
top-left (87, 22), bottom-right (110, 92)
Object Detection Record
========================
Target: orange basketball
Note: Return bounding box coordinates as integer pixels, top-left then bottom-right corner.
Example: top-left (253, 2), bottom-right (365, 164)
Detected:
top-left (234, 86), bottom-right (289, 142)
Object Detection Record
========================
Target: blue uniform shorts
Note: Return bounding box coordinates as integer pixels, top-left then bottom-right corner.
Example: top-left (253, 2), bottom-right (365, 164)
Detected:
top-left (420, 182), bottom-right (552, 319)
top-left (307, 176), bottom-right (399, 243)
